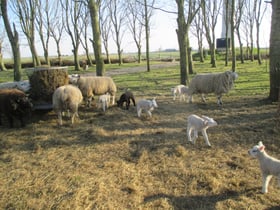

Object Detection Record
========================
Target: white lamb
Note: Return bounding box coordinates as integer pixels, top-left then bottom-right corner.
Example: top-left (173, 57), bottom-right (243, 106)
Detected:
top-left (97, 93), bottom-right (111, 112)
top-left (52, 84), bottom-right (83, 125)
top-left (137, 98), bottom-right (158, 117)
top-left (248, 141), bottom-right (280, 193)
top-left (171, 84), bottom-right (189, 101)
top-left (69, 74), bottom-right (117, 107)
top-left (187, 114), bottom-right (217, 147)
top-left (188, 70), bottom-right (238, 105)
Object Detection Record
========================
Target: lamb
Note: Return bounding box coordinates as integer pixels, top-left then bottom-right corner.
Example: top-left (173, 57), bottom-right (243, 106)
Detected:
top-left (137, 98), bottom-right (158, 117)
top-left (52, 84), bottom-right (83, 125)
top-left (171, 84), bottom-right (189, 101)
top-left (0, 89), bottom-right (33, 128)
top-left (188, 70), bottom-right (238, 105)
top-left (187, 114), bottom-right (217, 147)
top-left (248, 141), bottom-right (280, 193)
top-left (0, 80), bottom-right (31, 93)
top-left (97, 93), bottom-right (111, 112)
top-left (117, 91), bottom-right (136, 110)
top-left (69, 74), bottom-right (117, 107)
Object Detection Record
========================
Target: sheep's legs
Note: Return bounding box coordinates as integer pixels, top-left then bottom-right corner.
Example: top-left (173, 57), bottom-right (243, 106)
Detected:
top-left (201, 94), bottom-right (206, 103)
top-left (187, 127), bottom-right (193, 143)
top-left (58, 112), bottom-right (63, 125)
top-left (262, 174), bottom-right (272, 193)
top-left (147, 110), bottom-right (152, 117)
top-left (217, 95), bottom-right (223, 105)
top-left (137, 108), bottom-right (142, 117)
top-left (201, 129), bottom-right (211, 146)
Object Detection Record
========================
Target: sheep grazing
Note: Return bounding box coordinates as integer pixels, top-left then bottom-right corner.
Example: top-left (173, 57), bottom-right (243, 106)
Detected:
top-left (0, 80), bottom-right (31, 93)
top-left (171, 84), bottom-right (189, 101)
top-left (52, 84), bottom-right (83, 125)
top-left (248, 141), bottom-right (280, 193)
top-left (188, 70), bottom-right (238, 105)
top-left (69, 74), bottom-right (117, 107)
top-left (0, 89), bottom-right (33, 128)
top-left (137, 98), bottom-right (158, 117)
top-left (187, 114), bottom-right (217, 147)
top-left (97, 93), bottom-right (111, 112)
top-left (117, 91), bottom-right (136, 110)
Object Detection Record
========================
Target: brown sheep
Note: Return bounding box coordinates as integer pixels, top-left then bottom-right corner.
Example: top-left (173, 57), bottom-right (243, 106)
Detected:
top-left (0, 89), bottom-right (33, 128)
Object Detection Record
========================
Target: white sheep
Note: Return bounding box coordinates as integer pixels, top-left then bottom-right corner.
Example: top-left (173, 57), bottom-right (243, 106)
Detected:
top-left (0, 80), bottom-right (31, 93)
top-left (97, 93), bottom-right (111, 112)
top-left (248, 141), bottom-right (280, 193)
top-left (52, 84), bottom-right (83, 125)
top-left (188, 70), bottom-right (238, 105)
top-left (137, 98), bottom-right (158, 117)
top-left (187, 114), bottom-right (217, 147)
top-left (69, 74), bottom-right (117, 107)
top-left (171, 84), bottom-right (189, 101)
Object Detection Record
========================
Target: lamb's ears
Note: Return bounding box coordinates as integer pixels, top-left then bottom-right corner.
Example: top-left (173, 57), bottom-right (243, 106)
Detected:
top-left (258, 141), bottom-right (264, 146)
top-left (203, 120), bottom-right (208, 126)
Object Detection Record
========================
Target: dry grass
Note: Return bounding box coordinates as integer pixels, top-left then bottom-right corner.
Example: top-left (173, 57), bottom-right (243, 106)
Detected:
top-left (0, 63), bottom-right (279, 209)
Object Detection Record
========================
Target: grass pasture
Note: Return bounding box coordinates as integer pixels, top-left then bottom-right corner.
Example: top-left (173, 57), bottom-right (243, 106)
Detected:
top-left (0, 60), bottom-right (279, 209)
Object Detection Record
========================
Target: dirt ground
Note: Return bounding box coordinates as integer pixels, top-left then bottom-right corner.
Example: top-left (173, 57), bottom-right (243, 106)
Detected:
top-left (0, 64), bottom-right (279, 209)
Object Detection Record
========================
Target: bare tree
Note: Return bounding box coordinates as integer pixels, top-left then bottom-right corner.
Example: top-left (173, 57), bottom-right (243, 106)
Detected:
top-left (36, 0), bottom-right (51, 66)
top-left (127, 0), bottom-right (145, 63)
top-left (108, 0), bottom-right (127, 66)
top-left (235, 0), bottom-right (246, 64)
top-left (88, 0), bottom-right (105, 76)
top-left (49, 1), bottom-right (64, 66)
top-left (176, 0), bottom-right (199, 84)
top-left (13, 0), bottom-right (41, 67)
top-left (254, 0), bottom-right (267, 65)
top-left (99, 0), bottom-right (112, 64)
top-left (201, 0), bottom-right (223, 68)
top-left (61, 0), bottom-right (85, 71)
top-left (230, 0), bottom-right (236, 71)
top-left (80, 4), bottom-right (93, 67)
top-left (191, 6), bottom-right (204, 63)
top-left (1, 0), bottom-right (22, 80)
top-left (269, 0), bottom-right (280, 102)
top-left (244, 0), bottom-right (256, 61)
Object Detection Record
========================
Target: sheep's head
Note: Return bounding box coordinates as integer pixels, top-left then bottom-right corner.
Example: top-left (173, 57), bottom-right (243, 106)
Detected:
top-left (248, 141), bottom-right (265, 158)
top-left (202, 115), bottom-right (217, 128)
top-left (69, 74), bottom-right (80, 84)
top-left (152, 97), bottom-right (158, 108)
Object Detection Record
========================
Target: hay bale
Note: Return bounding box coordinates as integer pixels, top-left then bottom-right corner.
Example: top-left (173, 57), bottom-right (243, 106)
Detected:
top-left (27, 66), bottom-right (69, 105)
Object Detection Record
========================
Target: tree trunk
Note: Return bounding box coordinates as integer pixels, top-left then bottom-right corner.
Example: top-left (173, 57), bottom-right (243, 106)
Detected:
top-left (176, 0), bottom-right (188, 85)
top-left (1, 0), bottom-right (22, 81)
top-left (269, 0), bottom-right (280, 102)
top-left (88, 0), bottom-right (104, 76)
top-left (231, 0), bottom-right (236, 72)
top-left (144, 0), bottom-right (150, 72)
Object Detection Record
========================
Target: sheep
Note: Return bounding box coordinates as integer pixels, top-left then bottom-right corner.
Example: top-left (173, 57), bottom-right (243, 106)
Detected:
top-left (0, 80), bottom-right (31, 93)
top-left (248, 141), bottom-right (280, 193)
top-left (171, 84), bottom-right (189, 101)
top-left (69, 74), bottom-right (117, 107)
top-left (52, 84), bottom-right (83, 125)
top-left (0, 89), bottom-right (33, 128)
top-left (117, 91), bottom-right (136, 110)
top-left (97, 93), bottom-right (111, 112)
top-left (187, 114), bottom-right (217, 147)
top-left (137, 98), bottom-right (158, 117)
top-left (188, 70), bottom-right (238, 105)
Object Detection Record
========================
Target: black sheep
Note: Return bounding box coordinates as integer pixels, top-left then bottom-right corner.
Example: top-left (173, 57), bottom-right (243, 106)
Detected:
top-left (0, 89), bottom-right (33, 128)
top-left (117, 91), bottom-right (136, 110)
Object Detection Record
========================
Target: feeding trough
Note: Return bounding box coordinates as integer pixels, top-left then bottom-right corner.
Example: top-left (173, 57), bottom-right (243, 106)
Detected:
top-left (26, 66), bottom-right (69, 110)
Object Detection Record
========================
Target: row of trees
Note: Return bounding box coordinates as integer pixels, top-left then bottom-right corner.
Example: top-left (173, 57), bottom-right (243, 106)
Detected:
top-left (0, 0), bottom-right (279, 101)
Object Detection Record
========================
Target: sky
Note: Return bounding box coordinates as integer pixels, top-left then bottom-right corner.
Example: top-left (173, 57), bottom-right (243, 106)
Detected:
top-left (1, 1), bottom-right (272, 59)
